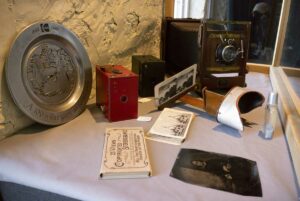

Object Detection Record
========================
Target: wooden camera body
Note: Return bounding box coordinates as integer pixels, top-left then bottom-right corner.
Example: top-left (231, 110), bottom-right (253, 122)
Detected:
top-left (197, 20), bottom-right (251, 93)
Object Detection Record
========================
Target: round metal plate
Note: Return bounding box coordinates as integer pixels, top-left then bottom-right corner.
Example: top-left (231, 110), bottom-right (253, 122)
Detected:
top-left (6, 22), bottom-right (92, 125)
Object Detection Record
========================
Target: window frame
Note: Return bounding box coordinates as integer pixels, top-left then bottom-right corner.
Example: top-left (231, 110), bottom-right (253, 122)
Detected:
top-left (269, 0), bottom-right (300, 127)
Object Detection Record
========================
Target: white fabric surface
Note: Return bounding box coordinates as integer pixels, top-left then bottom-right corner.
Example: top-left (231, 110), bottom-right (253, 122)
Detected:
top-left (0, 72), bottom-right (298, 201)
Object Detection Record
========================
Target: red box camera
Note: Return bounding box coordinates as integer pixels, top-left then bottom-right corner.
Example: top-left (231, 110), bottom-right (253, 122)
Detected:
top-left (96, 65), bottom-right (138, 122)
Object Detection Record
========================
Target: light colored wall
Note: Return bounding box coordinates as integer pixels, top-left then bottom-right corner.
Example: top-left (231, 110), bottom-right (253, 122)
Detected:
top-left (173, 0), bottom-right (206, 19)
top-left (0, 0), bottom-right (163, 139)
top-left (189, 0), bottom-right (206, 19)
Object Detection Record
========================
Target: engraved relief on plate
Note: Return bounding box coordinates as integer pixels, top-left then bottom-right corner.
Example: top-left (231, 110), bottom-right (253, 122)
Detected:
top-left (24, 40), bottom-right (77, 106)
top-left (5, 22), bottom-right (92, 125)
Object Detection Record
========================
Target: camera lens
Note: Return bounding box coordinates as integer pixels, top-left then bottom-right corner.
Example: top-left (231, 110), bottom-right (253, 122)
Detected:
top-left (222, 45), bottom-right (237, 63)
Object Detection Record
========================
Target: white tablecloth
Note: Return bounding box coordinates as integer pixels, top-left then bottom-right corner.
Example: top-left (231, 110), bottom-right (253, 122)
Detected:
top-left (0, 72), bottom-right (298, 201)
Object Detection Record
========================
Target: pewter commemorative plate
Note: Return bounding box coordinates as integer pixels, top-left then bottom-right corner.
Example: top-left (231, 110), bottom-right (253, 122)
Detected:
top-left (6, 22), bottom-right (92, 125)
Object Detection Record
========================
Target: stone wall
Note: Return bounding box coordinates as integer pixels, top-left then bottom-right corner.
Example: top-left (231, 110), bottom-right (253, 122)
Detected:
top-left (0, 0), bottom-right (163, 139)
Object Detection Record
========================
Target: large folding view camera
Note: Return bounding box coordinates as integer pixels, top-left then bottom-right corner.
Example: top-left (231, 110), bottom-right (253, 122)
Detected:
top-left (162, 18), bottom-right (251, 94)
top-left (197, 20), bottom-right (251, 93)
top-left (162, 18), bottom-right (200, 75)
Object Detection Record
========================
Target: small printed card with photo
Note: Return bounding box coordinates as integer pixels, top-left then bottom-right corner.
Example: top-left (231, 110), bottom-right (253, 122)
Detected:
top-left (154, 64), bottom-right (197, 107)
top-left (146, 108), bottom-right (194, 145)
